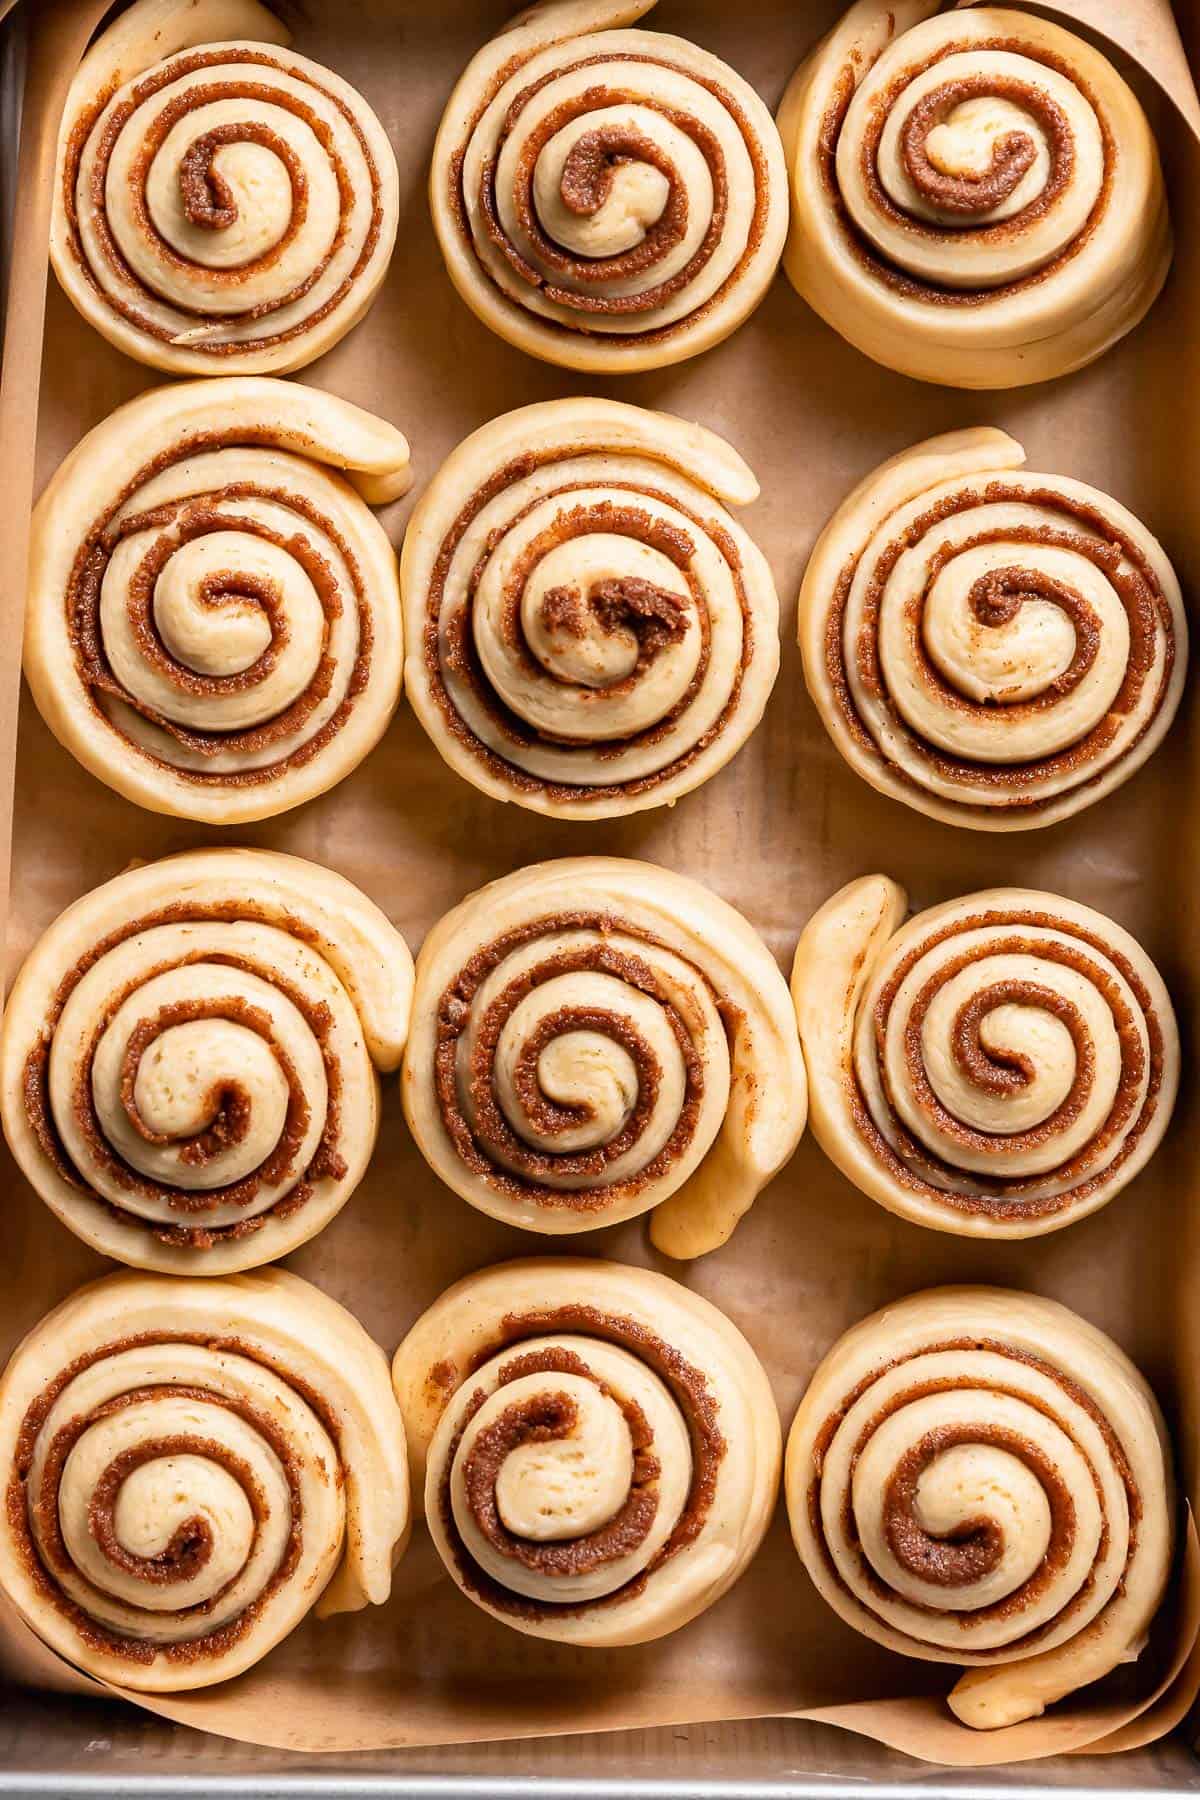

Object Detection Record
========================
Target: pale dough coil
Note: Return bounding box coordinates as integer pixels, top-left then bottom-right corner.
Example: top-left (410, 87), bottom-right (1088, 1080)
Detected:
top-left (52, 0), bottom-right (399, 375)
top-left (799, 428), bottom-right (1186, 830)
top-left (430, 0), bottom-right (788, 372)
top-left (0, 848), bottom-right (413, 1275)
top-left (402, 857), bottom-right (806, 1258)
top-left (26, 378), bottom-right (411, 824)
top-left (393, 1256), bottom-right (780, 1645)
top-left (401, 398), bottom-right (779, 817)
top-left (777, 2), bottom-right (1170, 388)
top-left (786, 1286), bottom-right (1174, 1728)
top-left (0, 1266), bottom-right (410, 1692)
top-left (791, 876), bottom-right (1179, 1238)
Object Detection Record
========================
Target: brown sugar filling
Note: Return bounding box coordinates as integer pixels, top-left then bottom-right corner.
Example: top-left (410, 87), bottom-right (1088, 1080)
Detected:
top-left (22, 908), bottom-right (350, 1254)
top-left (895, 74), bottom-right (1072, 220)
top-left (804, 1339), bottom-right (1133, 1657)
top-left (422, 456), bottom-right (754, 801)
top-left (62, 49), bottom-right (385, 352)
top-left (432, 1311), bottom-right (725, 1620)
top-left (845, 906), bottom-right (1162, 1221)
top-left (817, 36), bottom-right (1113, 307)
top-left (9, 1358), bottom-right (330, 1667)
top-left (448, 45), bottom-right (771, 347)
top-left (66, 466), bottom-right (373, 789)
top-left (822, 482), bottom-right (1173, 818)
top-left (433, 923), bottom-right (713, 1210)
top-left (458, 1348), bottom-right (660, 1578)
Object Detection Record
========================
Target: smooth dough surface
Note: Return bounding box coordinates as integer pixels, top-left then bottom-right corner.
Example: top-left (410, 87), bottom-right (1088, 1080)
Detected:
top-left (26, 377), bottom-right (410, 823)
top-left (52, 0), bottom-right (399, 375)
top-left (430, 0), bottom-right (788, 372)
top-left (393, 1256), bottom-right (780, 1644)
top-left (402, 397), bottom-right (780, 817)
top-left (798, 428), bottom-right (1187, 830)
top-left (0, 1266), bottom-right (409, 1691)
top-left (786, 1286), bottom-right (1173, 1727)
top-left (403, 855), bottom-right (806, 1256)
top-left (0, 847), bottom-right (413, 1273)
top-left (791, 875), bottom-right (1179, 1238)
top-left (777, 3), bottom-right (1171, 388)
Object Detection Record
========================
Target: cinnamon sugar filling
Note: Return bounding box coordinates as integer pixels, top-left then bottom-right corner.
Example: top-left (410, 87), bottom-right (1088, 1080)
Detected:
top-left (434, 922), bottom-right (714, 1209)
top-left (62, 49), bottom-right (385, 352)
top-left (423, 456), bottom-right (753, 800)
top-left (433, 1310), bottom-right (726, 1621)
top-left (823, 484), bottom-right (1172, 815)
top-left (846, 907), bottom-right (1163, 1221)
top-left (448, 48), bottom-right (770, 347)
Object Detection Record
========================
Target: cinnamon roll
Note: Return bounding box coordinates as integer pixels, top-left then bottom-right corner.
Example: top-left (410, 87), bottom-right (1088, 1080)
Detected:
top-left (393, 1257), bottom-right (779, 1644)
top-left (403, 857), bottom-right (805, 1257)
top-left (791, 876), bottom-right (1179, 1237)
top-left (0, 1266), bottom-right (410, 1691)
top-left (800, 429), bottom-right (1186, 830)
top-left (0, 848), bottom-right (413, 1274)
top-left (26, 378), bottom-right (410, 824)
top-left (402, 399), bottom-right (779, 817)
top-left (786, 1286), bottom-right (1174, 1727)
top-left (431, 0), bottom-right (788, 372)
top-left (778, 3), bottom-right (1170, 388)
top-left (52, 0), bottom-right (399, 375)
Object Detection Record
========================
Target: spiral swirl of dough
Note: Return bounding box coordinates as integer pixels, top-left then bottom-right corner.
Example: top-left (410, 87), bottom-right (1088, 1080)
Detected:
top-left (402, 399), bottom-right (779, 817)
top-left (0, 1266), bottom-right (409, 1692)
top-left (431, 0), bottom-right (787, 373)
top-left (777, 2), bottom-right (1170, 388)
top-left (26, 378), bottom-right (410, 824)
top-left (0, 848), bottom-right (413, 1274)
top-left (403, 857), bottom-right (805, 1258)
top-left (51, 0), bottom-right (399, 375)
top-left (786, 1286), bottom-right (1174, 1727)
top-left (791, 876), bottom-right (1179, 1239)
top-left (799, 429), bottom-right (1186, 830)
top-left (393, 1257), bottom-right (779, 1644)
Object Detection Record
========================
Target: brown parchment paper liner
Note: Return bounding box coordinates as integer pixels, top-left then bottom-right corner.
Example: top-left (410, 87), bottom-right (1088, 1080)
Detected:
top-left (2, 0), bottom-right (1200, 1767)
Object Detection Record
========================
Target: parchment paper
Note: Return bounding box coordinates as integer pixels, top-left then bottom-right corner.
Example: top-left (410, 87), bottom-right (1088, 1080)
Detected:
top-left (2, 0), bottom-right (1200, 1767)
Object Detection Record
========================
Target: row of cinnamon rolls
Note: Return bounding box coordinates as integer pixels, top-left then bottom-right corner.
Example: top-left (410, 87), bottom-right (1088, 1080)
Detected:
top-left (0, 846), bottom-right (1179, 1270)
top-left (25, 380), bottom-right (1188, 828)
top-left (0, 1255), bottom-right (1176, 1736)
top-left (56, 0), bottom-right (1171, 388)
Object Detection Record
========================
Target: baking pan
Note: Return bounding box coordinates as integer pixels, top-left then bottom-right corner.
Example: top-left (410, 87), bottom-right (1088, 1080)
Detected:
top-left (5, 0), bottom-right (1200, 1789)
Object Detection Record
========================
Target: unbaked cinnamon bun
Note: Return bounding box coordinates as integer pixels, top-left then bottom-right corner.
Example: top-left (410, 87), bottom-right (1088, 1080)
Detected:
top-left (431, 0), bottom-right (788, 371)
top-left (799, 428), bottom-right (1186, 829)
top-left (786, 1286), bottom-right (1174, 1726)
top-left (0, 848), bottom-right (413, 1273)
top-left (53, 0), bottom-right (399, 374)
top-left (402, 398), bottom-right (779, 817)
top-left (791, 875), bottom-right (1179, 1237)
top-left (0, 1266), bottom-right (409, 1690)
top-left (778, 2), bottom-right (1170, 387)
top-left (26, 378), bottom-right (410, 823)
top-left (393, 1256), bottom-right (780, 1644)
top-left (403, 857), bottom-right (806, 1257)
